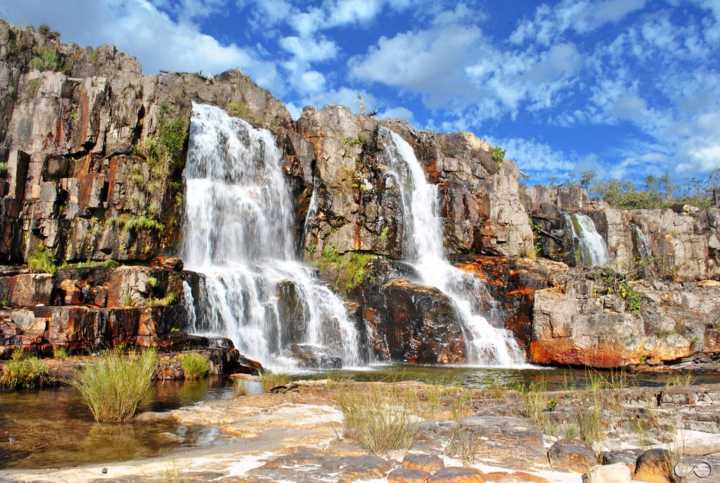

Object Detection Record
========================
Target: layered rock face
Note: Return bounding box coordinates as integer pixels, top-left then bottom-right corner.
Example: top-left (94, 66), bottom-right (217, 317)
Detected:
top-left (523, 186), bottom-right (720, 281)
top-left (1, 20), bottom-right (719, 368)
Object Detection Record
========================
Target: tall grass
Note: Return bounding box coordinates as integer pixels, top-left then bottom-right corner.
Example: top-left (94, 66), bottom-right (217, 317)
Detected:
top-left (260, 371), bottom-right (290, 392)
top-left (179, 353), bottom-right (210, 380)
top-left (334, 384), bottom-right (418, 454)
top-left (73, 349), bottom-right (158, 423)
top-left (0, 352), bottom-right (50, 389)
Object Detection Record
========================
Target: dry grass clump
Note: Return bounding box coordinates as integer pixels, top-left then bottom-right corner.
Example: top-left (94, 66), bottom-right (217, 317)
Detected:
top-left (73, 349), bottom-right (157, 423)
top-left (334, 383), bottom-right (419, 454)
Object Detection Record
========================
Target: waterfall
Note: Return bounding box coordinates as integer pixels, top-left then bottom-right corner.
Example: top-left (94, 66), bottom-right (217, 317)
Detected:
top-left (631, 224), bottom-right (652, 259)
top-left (182, 103), bottom-right (360, 370)
top-left (564, 213), bottom-right (610, 267)
top-left (381, 128), bottom-right (523, 366)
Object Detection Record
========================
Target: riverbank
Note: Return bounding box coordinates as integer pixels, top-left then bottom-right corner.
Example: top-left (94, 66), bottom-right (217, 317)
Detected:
top-left (3, 374), bottom-right (720, 482)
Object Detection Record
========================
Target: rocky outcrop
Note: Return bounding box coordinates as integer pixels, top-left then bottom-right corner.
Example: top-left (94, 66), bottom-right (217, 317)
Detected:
top-left (523, 186), bottom-right (720, 281)
top-left (530, 273), bottom-right (720, 367)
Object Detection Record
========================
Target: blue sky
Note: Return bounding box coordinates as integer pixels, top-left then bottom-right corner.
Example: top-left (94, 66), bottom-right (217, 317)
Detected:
top-left (1, 0), bottom-right (719, 184)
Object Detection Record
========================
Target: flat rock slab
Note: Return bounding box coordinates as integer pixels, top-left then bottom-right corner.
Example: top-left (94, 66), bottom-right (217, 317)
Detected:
top-left (442, 416), bottom-right (547, 468)
top-left (428, 466), bottom-right (486, 482)
top-left (246, 450), bottom-right (392, 482)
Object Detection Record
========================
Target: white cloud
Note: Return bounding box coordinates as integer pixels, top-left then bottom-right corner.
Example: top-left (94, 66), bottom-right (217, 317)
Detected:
top-left (378, 106), bottom-right (414, 122)
top-left (300, 88), bottom-right (378, 114)
top-left (511, 0), bottom-right (647, 45)
top-left (3, 0), bottom-right (282, 91)
top-left (488, 137), bottom-right (578, 179)
top-left (279, 35), bottom-right (338, 62)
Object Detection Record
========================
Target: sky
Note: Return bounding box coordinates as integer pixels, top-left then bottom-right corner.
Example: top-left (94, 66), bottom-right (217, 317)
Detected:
top-left (1, 0), bottom-right (719, 185)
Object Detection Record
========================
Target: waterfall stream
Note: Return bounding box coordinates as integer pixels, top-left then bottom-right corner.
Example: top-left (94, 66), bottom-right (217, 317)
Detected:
top-left (181, 103), bottom-right (360, 370)
top-left (564, 213), bottom-right (610, 267)
top-left (381, 128), bottom-right (523, 366)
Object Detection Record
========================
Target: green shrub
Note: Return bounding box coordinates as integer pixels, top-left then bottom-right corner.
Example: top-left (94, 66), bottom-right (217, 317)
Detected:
top-left (140, 104), bottom-right (188, 173)
top-left (0, 162), bottom-right (7, 177)
top-left (109, 214), bottom-right (164, 233)
top-left (30, 45), bottom-right (64, 72)
top-left (27, 248), bottom-right (57, 275)
top-left (226, 100), bottom-right (250, 119)
top-left (318, 246), bottom-right (375, 293)
top-left (60, 259), bottom-right (119, 270)
top-left (145, 292), bottom-right (176, 307)
top-left (73, 349), bottom-right (158, 423)
top-left (491, 146), bottom-right (505, 168)
top-left (53, 347), bottom-right (69, 360)
top-left (0, 355), bottom-right (50, 389)
top-left (179, 353), bottom-right (210, 380)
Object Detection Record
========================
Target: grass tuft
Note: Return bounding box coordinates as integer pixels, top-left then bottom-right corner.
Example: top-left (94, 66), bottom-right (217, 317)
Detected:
top-left (73, 349), bottom-right (158, 423)
top-left (0, 352), bottom-right (50, 390)
top-left (334, 384), bottom-right (418, 454)
top-left (27, 247), bottom-right (57, 275)
top-left (179, 353), bottom-right (210, 380)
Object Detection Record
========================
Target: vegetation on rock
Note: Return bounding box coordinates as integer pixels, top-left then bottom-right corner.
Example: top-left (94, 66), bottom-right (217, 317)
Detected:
top-left (319, 245), bottom-right (375, 293)
top-left (0, 350), bottom-right (51, 390)
top-left (179, 353), bottom-right (210, 380)
top-left (73, 349), bottom-right (158, 423)
top-left (260, 371), bottom-right (291, 392)
top-left (27, 247), bottom-right (57, 275)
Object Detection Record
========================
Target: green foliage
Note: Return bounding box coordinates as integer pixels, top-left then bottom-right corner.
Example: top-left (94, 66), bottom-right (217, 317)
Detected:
top-left (60, 259), bottom-right (119, 271)
top-left (226, 99), bottom-right (250, 119)
top-left (0, 354), bottom-right (50, 390)
top-left (343, 136), bottom-right (364, 147)
top-left (30, 45), bottom-right (64, 72)
top-left (72, 349), bottom-right (158, 423)
top-left (109, 214), bottom-right (164, 234)
top-left (146, 276), bottom-right (158, 288)
top-left (27, 247), bottom-right (57, 275)
top-left (260, 371), bottom-right (291, 392)
top-left (0, 162), bottom-right (8, 177)
top-left (379, 226), bottom-right (390, 244)
top-left (140, 104), bottom-right (188, 174)
top-left (179, 353), bottom-right (210, 380)
top-left (491, 145), bottom-right (505, 168)
top-left (145, 292), bottom-right (177, 307)
top-left (53, 347), bottom-right (69, 360)
top-left (599, 268), bottom-right (643, 314)
top-left (319, 245), bottom-right (374, 293)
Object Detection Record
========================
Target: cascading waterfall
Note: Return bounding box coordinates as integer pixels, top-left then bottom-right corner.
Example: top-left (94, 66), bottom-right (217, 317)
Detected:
top-left (564, 213), bottom-right (610, 267)
top-left (182, 103), bottom-right (360, 370)
top-left (631, 224), bottom-right (652, 259)
top-left (381, 128), bottom-right (523, 366)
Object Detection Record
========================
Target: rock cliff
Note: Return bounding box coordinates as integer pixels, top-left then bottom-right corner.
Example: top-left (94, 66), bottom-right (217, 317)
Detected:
top-left (1, 20), bottom-right (718, 368)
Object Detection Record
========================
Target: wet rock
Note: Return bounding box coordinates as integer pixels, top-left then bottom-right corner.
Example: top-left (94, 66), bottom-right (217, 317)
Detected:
top-left (373, 278), bottom-right (466, 364)
top-left (547, 439), bottom-right (597, 473)
top-left (290, 343), bottom-right (342, 369)
top-left (388, 467), bottom-right (432, 483)
top-left (600, 449), bottom-right (643, 473)
top-left (402, 453), bottom-right (445, 474)
top-left (633, 448), bottom-right (673, 483)
top-left (428, 466), bottom-right (486, 483)
top-left (582, 463), bottom-right (632, 483)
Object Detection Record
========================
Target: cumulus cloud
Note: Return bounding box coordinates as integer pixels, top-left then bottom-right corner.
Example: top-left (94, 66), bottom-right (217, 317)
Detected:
top-left (487, 137), bottom-right (578, 181)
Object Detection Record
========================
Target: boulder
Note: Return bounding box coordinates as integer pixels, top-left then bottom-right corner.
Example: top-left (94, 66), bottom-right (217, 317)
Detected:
top-left (388, 467), bottom-right (432, 483)
top-left (582, 463), bottom-right (632, 483)
top-left (600, 449), bottom-right (642, 473)
top-left (547, 439), bottom-right (597, 473)
top-left (402, 453), bottom-right (445, 474)
top-left (633, 449), bottom-right (673, 483)
top-left (428, 467), bottom-right (486, 483)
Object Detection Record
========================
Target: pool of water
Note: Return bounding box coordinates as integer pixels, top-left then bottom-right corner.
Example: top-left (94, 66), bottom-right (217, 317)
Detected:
top-left (0, 378), bottom-right (237, 469)
top-left (2, 365), bottom-right (718, 470)
top-left (297, 364), bottom-right (720, 391)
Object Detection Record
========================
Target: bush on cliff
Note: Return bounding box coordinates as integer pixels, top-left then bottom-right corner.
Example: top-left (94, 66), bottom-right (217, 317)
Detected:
top-left (27, 247), bottom-right (57, 275)
top-left (0, 351), bottom-right (51, 390)
top-left (179, 353), bottom-right (210, 380)
top-left (73, 349), bottom-right (158, 423)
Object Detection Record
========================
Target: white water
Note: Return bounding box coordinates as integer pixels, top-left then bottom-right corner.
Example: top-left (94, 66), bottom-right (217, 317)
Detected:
top-left (182, 103), bottom-right (360, 370)
top-left (632, 224), bottom-right (652, 259)
top-left (564, 213), bottom-right (610, 267)
top-left (382, 129), bottom-right (523, 366)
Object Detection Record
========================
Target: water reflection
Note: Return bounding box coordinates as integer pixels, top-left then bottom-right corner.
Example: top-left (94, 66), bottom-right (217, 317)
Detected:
top-left (0, 378), bottom-right (235, 469)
